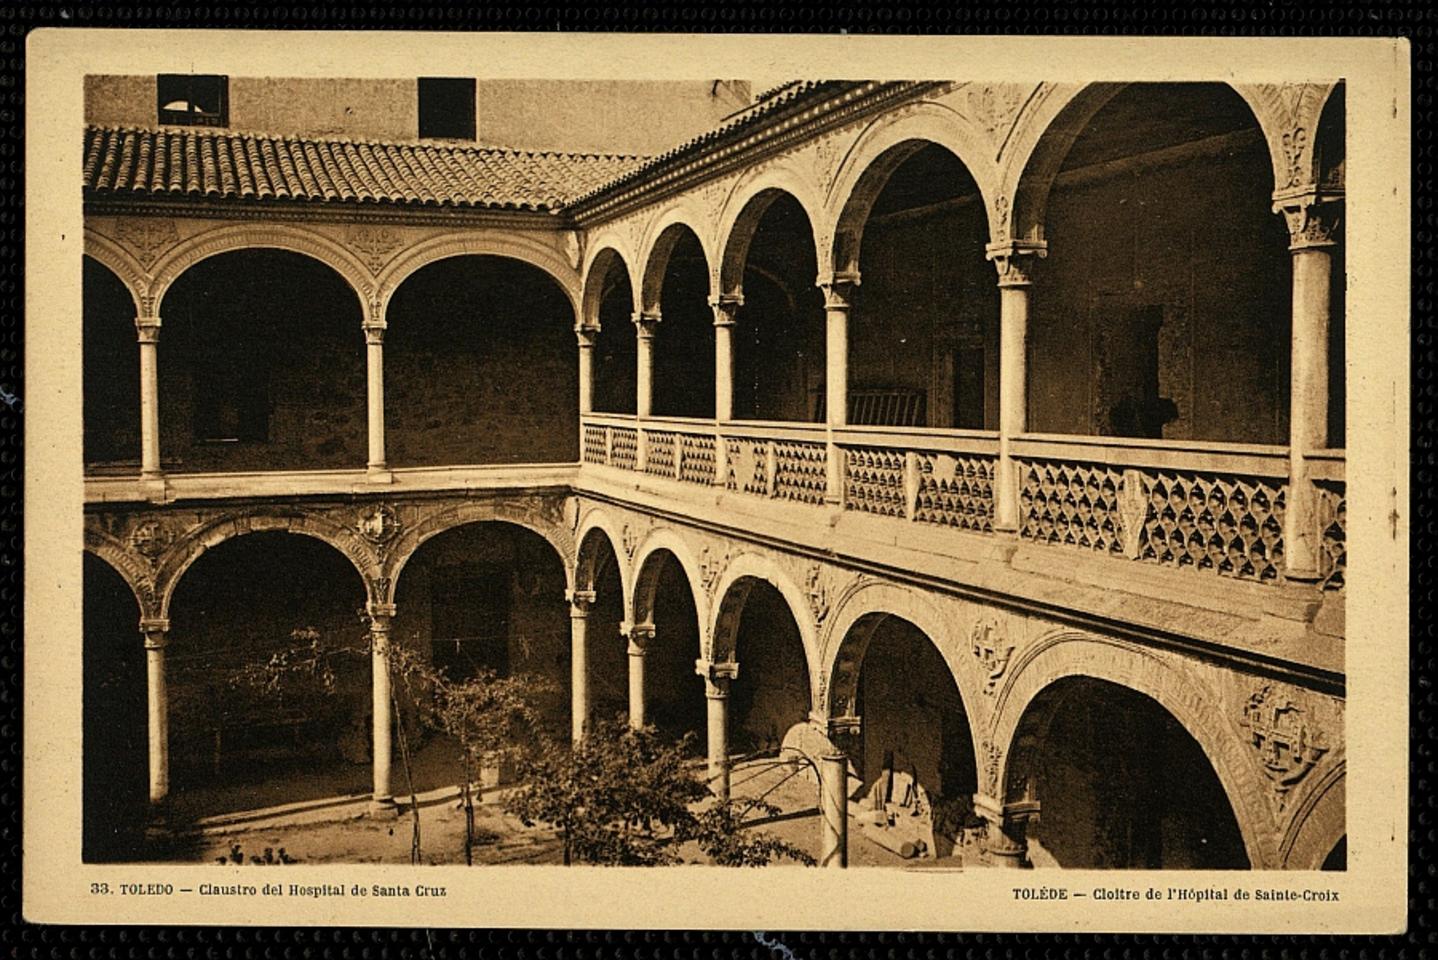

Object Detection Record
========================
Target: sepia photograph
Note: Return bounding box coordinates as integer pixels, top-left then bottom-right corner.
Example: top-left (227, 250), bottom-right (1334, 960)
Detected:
top-left (25, 30), bottom-right (1409, 931)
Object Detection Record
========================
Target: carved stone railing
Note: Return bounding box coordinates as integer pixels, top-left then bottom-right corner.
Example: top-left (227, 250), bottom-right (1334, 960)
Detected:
top-left (838, 427), bottom-right (999, 532)
top-left (722, 422), bottom-right (828, 505)
top-left (610, 424), bottom-right (639, 473)
top-left (677, 431), bottom-right (717, 486)
top-left (581, 423), bottom-right (609, 466)
top-left (1013, 435), bottom-right (1345, 589)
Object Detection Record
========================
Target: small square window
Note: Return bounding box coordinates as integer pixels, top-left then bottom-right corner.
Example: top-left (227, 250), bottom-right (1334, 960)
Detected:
top-left (418, 77), bottom-right (476, 141)
top-left (157, 74), bottom-right (229, 127)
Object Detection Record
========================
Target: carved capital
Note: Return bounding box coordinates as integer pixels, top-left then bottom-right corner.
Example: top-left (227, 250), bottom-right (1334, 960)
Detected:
top-left (985, 241), bottom-right (1047, 288)
top-left (134, 315), bottom-right (162, 344)
top-left (696, 658), bottom-right (739, 697)
top-left (632, 311), bottom-right (660, 339)
top-left (623, 621), bottom-right (655, 656)
top-left (362, 321), bottom-right (387, 346)
top-left (140, 617), bottom-right (170, 649)
top-left (365, 601), bottom-right (397, 626)
top-left (708, 294), bottom-right (743, 327)
top-left (817, 272), bottom-right (861, 311)
top-left (574, 324), bottom-right (599, 348)
top-left (1273, 192), bottom-right (1343, 251)
top-left (566, 588), bottom-right (597, 617)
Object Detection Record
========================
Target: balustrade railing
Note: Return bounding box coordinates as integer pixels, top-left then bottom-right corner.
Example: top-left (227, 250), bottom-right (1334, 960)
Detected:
top-left (578, 417), bottom-right (1346, 594)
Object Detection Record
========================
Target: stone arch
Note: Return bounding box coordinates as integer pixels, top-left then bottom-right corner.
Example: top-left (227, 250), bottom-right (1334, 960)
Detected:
top-left (580, 244), bottom-right (641, 330)
top-left (81, 532), bottom-right (156, 622)
top-left (1232, 81), bottom-right (1342, 193)
top-left (989, 631), bottom-right (1276, 868)
top-left (638, 212), bottom-right (713, 315)
top-left (383, 503), bottom-right (576, 605)
top-left (574, 518), bottom-right (630, 613)
top-left (154, 511), bottom-right (381, 619)
top-left (1005, 81), bottom-right (1281, 245)
top-left (716, 163), bottom-right (829, 296)
top-left (1279, 756), bottom-right (1346, 870)
top-left (826, 101), bottom-right (1001, 276)
top-left (148, 223), bottom-right (372, 317)
top-left (375, 230), bottom-right (582, 323)
top-left (82, 230), bottom-right (148, 316)
top-left (630, 528), bottom-right (707, 631)
top-left (707, 552), bottom-right (818, 676)
top-left (818, 579), bottom-right (984, 732)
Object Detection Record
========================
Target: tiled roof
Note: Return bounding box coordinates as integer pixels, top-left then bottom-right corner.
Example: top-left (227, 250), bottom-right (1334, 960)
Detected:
top-left (569, 80), bottom-right (854, 205)
top-left (83, 125), bottom-right (649, 211)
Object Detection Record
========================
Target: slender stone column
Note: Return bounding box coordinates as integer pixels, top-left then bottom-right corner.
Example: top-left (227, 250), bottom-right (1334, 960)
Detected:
top-left (819, 751), bottom-right (850, 868)
top-left (972, 791), bottom-right (1031, 867)
top-left (363, 318), bottom-right (391, 482)
top-left (696, 659), bottom-right (739, 799)
top-left (625, 622), bottom-right (654, 730)
top-left (634, 312), bottom-right (659, 418)
top-left (818, 275), bottom-right (859, 505)
top-left (710, 295), bottom-right (741, 422)
top-left (985, 242), bottom-right (1047, 534)
top-left (135, 316), bottom-right (163, 481)
top-left (1275, 193), bottom-right (1341, 580)
top-left (367, 601), bottom-right (397, 813)
top-left (140, 617), bottom-right (170, 810)
top-left (567, 589), bottom-right (596, 743)
top-left (710, 295), bottom-right (741, 488)
top-left (575, 325), bottom-right (598, 416)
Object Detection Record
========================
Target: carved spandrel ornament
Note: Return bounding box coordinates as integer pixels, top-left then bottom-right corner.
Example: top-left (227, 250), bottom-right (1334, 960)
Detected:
top-left (355, 503), bottom-right (402, 552)
top-left (966, 84), bottom-right (1029, 158)
top-left (347, 225), bottom-right (406, 275)
top-left (1240, 684), bottom-right (1330, 810)
top-left (699, 544), bottom-right (729, 599)
top-left (982, 740), bottom-right (1004, 796)
top-left (128, 518), bottom-right (175, 560)
top-left (970, 618), bottom-right (1015, 694)
top-left (804, 563), bottom-right (831, 627)
top-left (621, 523), bottom-right (639, 562)
top-left (112, 219), bottom-right (180, 270)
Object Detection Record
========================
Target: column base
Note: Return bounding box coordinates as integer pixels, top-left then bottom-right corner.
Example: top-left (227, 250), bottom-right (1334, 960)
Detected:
top-left (366, 466), bottom-right (394, 484)
top-left (139, 474), bottom-right (167, 503)
top-left (367, 796), bottom-right (399, 818)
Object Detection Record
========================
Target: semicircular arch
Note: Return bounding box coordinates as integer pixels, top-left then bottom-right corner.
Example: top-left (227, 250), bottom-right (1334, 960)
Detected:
top-left (1278, 756), bottom-right (1346, 870)
top-left (638, 209), bottom-right (713, 314)
top-left (149, 223), bottom-right (373, 317)
top-left (630, 528), bottom-right (708, 631)
top-left (83, 231), bottom-right (148, 316)
top-left (707, 552), bottom-right (818, 679)
top-left (376, 230), bottom-right (581, 323)
top-left (715, 162), bottom-right (829, 296)
top-left (155, 511), bottom-right (380, 620)
top-left (579, 244), bottom-right (641, 330)
top-left (989, 630), bottom-right (1277, 869)
top-left (826, 101), bottom-right (1000, 276)
top-left (574, 510), bottom-right (632, 612)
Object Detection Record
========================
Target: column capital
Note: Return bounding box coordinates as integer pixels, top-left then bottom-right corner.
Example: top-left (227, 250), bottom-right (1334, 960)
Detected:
top-left (365, 601), bottom-right (397, 623)
top-left (362, 320), bottom-right (387, 346)
top-left (708, 293), bottom-right (743, 326)
top-left (826, 714), bottom-right (862, 740)
top-left (695, 658), bottom-right (739, 697)
top-left (574, 323), bottom-right (600, 347)
top-left (623, 620), bottom-right (655, 655)
top-left (135, 315), bottom-right (163, 343)
top-left (816, 272), bottom-right (861, 309)
top-left (566, 588), bottom-right (597, 616)
top-left (140, 617), bottom-right (170, 648)
top-left (985, 241), bottom-right (1048, 287)
top-left (1273, 189), bottom-right (1343, 251)
top-left (632, 311), bottom-right (660, 339)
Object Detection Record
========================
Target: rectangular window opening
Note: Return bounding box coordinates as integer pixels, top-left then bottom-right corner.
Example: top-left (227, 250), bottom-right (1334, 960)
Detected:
top-left (157, 74), bottom-right (229, 127)
top-left (418, 77), bottom-right (477, 141)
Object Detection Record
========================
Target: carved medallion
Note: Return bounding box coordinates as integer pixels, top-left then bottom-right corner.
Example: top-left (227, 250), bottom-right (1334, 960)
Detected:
top-left (127, 519), bottom-right (172, 560)
top-left (356, 503), bottom-right (401, 546)
top-left (621, 523), bottom-right (639, 561)
top-left (113, 219), bottom-right (179, 270)
top-left (970, 618), bottom-right (1015, 694)
top-left (1240, 685), bottom-right (1329, 808)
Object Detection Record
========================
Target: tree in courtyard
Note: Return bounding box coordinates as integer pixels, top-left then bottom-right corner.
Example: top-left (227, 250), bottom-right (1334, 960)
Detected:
top-left (387, 643), bottom-right (554, 865)
top-left (505, 718), bottom-right (814, 867)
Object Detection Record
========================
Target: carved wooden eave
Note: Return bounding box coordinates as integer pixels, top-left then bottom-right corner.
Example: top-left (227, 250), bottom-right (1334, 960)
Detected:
top-left (567, 81), bottom-right (950, 228)
top-left (83, 194), bottom-right (571, 232)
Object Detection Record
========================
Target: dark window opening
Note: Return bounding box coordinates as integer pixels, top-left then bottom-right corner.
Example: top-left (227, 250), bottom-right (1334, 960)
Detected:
top-left (418, 77), bottom-right (477, 141)
top-left (157, 74), bottom-right (228, 127)
top-left (429, 565), bottom-right (511, 681)
top-left (193, 360), bottom-right (268, 444)
top-left (953, 347), bottom-right (987, 430)
top-left (1096, 304), bottom-right (1177, 440)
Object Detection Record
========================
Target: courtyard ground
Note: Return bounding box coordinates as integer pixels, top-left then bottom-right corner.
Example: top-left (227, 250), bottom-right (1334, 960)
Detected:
top-left (153, 753), bottom-right (960, 869)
